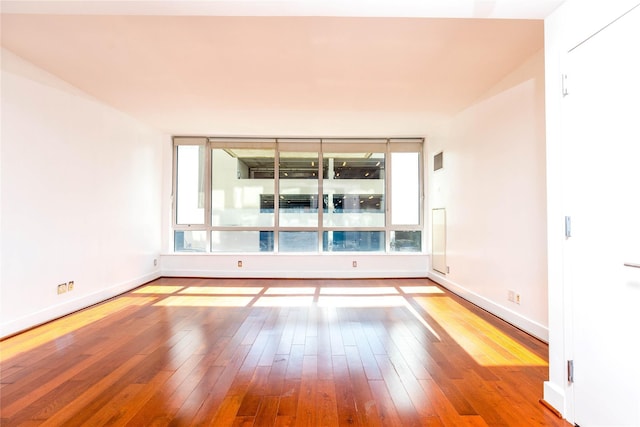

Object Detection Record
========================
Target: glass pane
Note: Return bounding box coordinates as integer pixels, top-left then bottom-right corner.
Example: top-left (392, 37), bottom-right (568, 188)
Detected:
top-left (390, 230), bottom-right (422, 252)
top-left (174, 230), bottom-right (207, 252)
top-left (176, 145), bottom-right (205, 224)
top-left (323, 152), bottom-right (385, 227)
top-left (211, 231), bottom-right (273, 252)
top-left (212, 148), bottom-right (275, 227)
top-left (279, 231), bottom-right (318, 252)
top-left (391, 152), bottom-right (420, 225)
top-left (279, 152), bottom-right (319, 227)
top-left (323, 231), bottom-right (384, 252)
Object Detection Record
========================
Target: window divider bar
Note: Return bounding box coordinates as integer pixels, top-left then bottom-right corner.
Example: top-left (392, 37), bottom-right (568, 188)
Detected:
top-left (171, 142), bottom-right (179, 230)
top-left (385, 139), bottom-right (392, 252)
top-left (318, 146), bottom-right (324, 252)
top-left (274, 140), bottom-right (280, 252)
top-left (204, 141), bottom-right (213, 251)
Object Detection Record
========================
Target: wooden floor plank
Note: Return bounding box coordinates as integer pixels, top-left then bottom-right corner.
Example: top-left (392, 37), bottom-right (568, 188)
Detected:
top-left (344, 345), bottom-right (383, 427)
top-left (316, 311), bottom-right (334, 381)
top-left (375, 353), bottom-right (424, 427)
top-left (317, 379), bottom-right (340, 426)
top-left (368, 379), bottom-right (404, 427)
top-left (0, 278), bottom-right (571, 427)
top-left (350, 311), bottom-right (384, 381)
top-left (209, 394), bottom-right (244, 427)
top-left (28, 354), bottom-right (147, 426)
top-left (332, 354), bottom-right (362, 427)
top-left (125, 352), bottom-right (206, 425)
top-left (295, 354), bottom-right (318, 426)
top-left (276, 379), bottom-right (300, 421)
top-left (254, 395), bottom-right (280, 427)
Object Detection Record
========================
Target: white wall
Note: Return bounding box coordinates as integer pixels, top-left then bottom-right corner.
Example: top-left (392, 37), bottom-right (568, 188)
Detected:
top-left (0, 49), bottom-right (166, 338)
top-left (428, 49), bottom-right (548, 340)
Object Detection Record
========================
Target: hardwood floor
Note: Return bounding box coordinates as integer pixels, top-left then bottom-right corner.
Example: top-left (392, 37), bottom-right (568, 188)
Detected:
top-left (0, 278), bottom-right (570, 426)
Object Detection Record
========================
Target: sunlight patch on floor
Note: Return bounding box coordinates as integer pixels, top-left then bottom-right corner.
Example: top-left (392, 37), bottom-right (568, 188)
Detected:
top-left (132, 285), bottom-right (184, 294)
top-left (178, 286), bottom-right (264, 295)
top-left (414, 296), bottom-right (547, 367)
top-left (254, 296), bottom-right (315, 307)
top-left (402, 301), bottom-right (442, 340)
top-left (319, 287), bottom-right (398, 295)
top-left (400, 286), bottom-right (444, 294)
top-left (1, 285), bottom-right (458, 363)
top-left (0, 296), bottom-right (158, 361)
top-left (317, 295), bottom-right (406, 307)
top-left (154, 296), bottom-right (254, 307)
top-left (264, 287), bottom-right (316, 295)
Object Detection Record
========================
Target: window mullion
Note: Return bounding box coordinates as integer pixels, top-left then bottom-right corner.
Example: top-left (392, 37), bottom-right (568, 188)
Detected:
top-left (274, 140), bottom-right (280, 252)
top-left (318, 142), bottom-right (324, 252)
top-left (172, 142), bottom-right (179, 229)
top-left (385, 139), bottom-right (392, 252)
top-left (204, 141), bottom-right (213, 252)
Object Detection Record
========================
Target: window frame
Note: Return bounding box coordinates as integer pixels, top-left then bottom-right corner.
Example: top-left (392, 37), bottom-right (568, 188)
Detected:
top-left (172, 136), bottom-right (424, 253)
top-left (172, 137), bottom-right (211, 252)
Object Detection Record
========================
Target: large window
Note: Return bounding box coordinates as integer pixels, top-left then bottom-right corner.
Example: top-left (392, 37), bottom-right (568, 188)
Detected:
top-left (173, 137), bottom-right (423, 253)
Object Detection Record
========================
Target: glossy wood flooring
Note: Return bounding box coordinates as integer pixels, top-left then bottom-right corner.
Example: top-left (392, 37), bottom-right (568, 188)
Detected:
top-left (0, 278), bottom-right (570, 426)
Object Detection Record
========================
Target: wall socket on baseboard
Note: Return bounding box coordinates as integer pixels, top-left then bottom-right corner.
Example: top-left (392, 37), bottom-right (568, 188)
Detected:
top-left (57, 281), bottom-right (75, 294)
top-left (508, 290), bottom-right (521, 304)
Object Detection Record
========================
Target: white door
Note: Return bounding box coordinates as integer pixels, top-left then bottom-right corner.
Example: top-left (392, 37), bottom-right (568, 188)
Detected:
top-left (564, 5), bottom-right (640, 426)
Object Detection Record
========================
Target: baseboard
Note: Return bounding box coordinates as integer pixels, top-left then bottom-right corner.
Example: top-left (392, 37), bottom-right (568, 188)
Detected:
top-left (427, 270), bottom-right (549, 342)
top-left (543, 381), bottom-right (566, 419)
top-left (160, 269), bottom-right (424, 279)
top-left (0, 271), bottom-right (160, 339)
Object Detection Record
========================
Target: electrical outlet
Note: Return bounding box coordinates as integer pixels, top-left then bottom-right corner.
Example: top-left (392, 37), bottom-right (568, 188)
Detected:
top-left (446, 266), bottom-right (450, 274)
top-left (237, 260), bottom-right (243, 268)
top-left (515, 294), bottom-right (521, 305)
top-left (153, 258), bottom-right (158, 267)
top-left (57, 283), bottom-right (67, 294)
top-left (352, 260), bottom-right (357, 268)
top-left (68, 281), bottom-right (74, 291)
top-left (508, 290), bottom-right (515, 302)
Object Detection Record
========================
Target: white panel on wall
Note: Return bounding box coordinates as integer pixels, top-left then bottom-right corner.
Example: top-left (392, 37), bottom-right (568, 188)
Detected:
top-left (432, 208), bottom-right (446, 274)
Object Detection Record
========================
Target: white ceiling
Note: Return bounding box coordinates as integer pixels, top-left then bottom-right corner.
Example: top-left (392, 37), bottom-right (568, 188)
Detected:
top-left (0, 1), bottom-right (560, 136)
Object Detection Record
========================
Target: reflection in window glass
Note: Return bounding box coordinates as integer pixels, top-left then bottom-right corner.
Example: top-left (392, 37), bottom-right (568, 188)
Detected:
top-left (390, 231), bottom-right (422, 252)
top-left (391, 152), bottom-right (420, 225)
top-left (174, 230), bottom-right (207, 252)
top-left (211, 231), bottom-right (273, 252)
top-left (212, 148), bottom-right (275, 227)
top-left (176, 145), bottom-right (205, 224)
top-left (323, 231), bottom-right (384, 252)
top-left (323, 152), bottom-right (385, 227)
top-left (279, 152), bottom-right (319, 227)
top-left (279, 231), bottom-right (318, 252)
